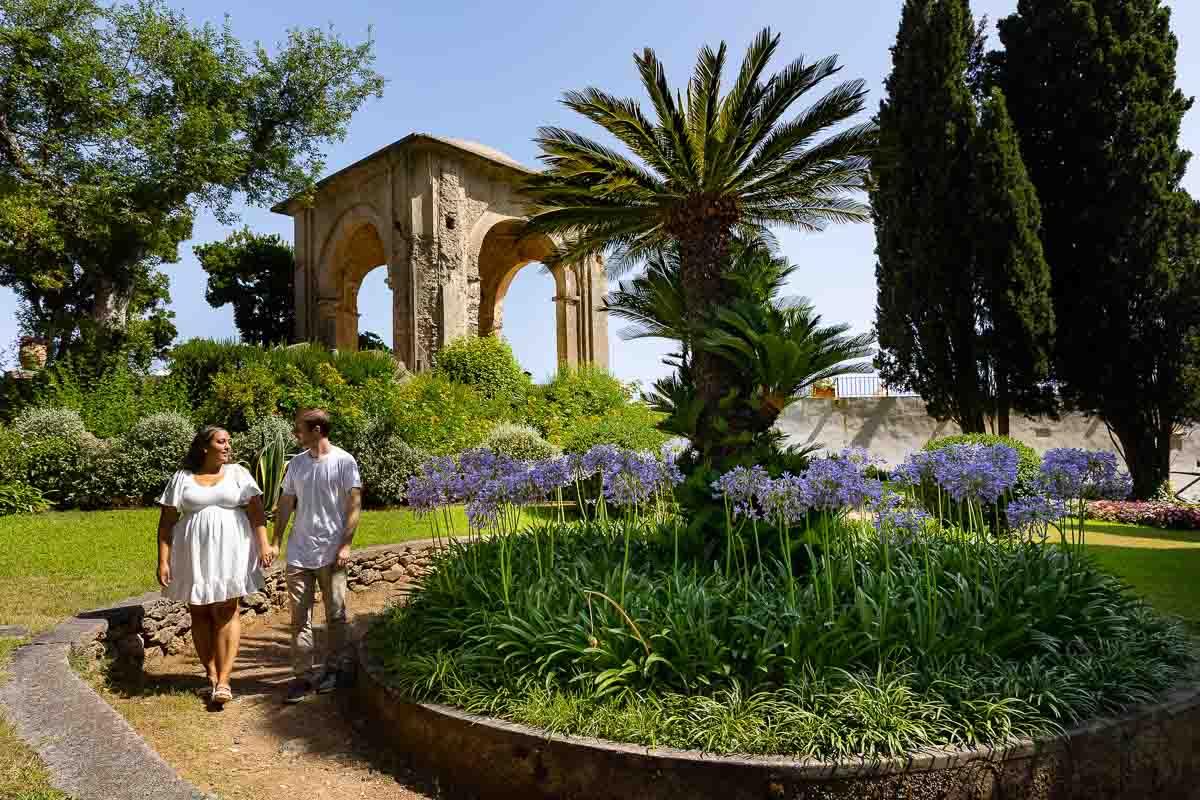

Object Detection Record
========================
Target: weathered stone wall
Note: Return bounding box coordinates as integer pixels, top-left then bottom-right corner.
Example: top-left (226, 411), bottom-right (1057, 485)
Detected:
top-left (78, 542), bottom-right (435, 671)
top-left (778, 397), bottom-right (1200, 499)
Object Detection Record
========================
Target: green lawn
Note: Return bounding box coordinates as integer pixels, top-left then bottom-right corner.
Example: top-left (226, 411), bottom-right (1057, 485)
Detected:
top-left (0, 506), bottom-right (487, 633)
top-left (0, 511), bottom-right (1197, 800)
top-left (1080, 519), bottom-right (1200, 628)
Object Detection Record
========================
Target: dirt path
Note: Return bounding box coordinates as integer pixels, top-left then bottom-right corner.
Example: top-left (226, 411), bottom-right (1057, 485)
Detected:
top-left (94, 581), bottom-right (458, 800)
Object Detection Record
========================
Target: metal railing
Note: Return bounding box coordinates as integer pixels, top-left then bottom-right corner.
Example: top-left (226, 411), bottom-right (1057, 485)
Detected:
top-left (800, 375), bottom-right (919, 398)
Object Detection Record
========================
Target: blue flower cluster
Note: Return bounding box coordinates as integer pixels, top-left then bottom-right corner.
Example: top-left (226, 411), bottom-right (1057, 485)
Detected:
top-left (870, 491), bottom-right (932, 541)
top-left (1039, 448), bottom-right (1133, 501)
top-left (406, 445), bottom-right (683, 529)
top-left (892, 444), bottom-right (1019, 504)
top-left (711, 449), bottom-right (884, 523)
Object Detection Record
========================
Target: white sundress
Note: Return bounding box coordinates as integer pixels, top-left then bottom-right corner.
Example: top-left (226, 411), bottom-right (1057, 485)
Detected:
top-left (158, 464), bottom-right (266, 605)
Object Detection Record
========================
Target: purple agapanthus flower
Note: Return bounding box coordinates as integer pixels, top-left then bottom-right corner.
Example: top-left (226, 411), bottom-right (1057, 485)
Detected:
top-left (871, 491), bottom-right (931, 540)
top-left (1040, 449), bottom-right (1133, 501)
top-left (928, 444), bottom-right (1018, 504)
top-left (799, 453), bottom-right (884, 511)
top-left (1006, 494), bottom-right (1068, 531)
top-left (712, 465), bottom-right (772, 520)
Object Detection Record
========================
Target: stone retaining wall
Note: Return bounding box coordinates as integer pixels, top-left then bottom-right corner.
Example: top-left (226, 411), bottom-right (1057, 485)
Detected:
top-left (78, 542), bottom-right (435, 671)
top-left (355, 639), bottom-right (1200, 800)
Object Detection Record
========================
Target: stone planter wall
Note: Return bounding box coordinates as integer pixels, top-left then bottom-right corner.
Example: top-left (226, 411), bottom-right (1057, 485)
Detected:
top-left (76, 541), bottom-right (435, 671)
top-left (354, 639), bottom-right (1200, 800)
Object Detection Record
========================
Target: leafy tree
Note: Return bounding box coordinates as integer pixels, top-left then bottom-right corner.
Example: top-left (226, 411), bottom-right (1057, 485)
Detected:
top-left (0, 0), bottom-right (384, 360)
top-left (195, 229), bottom-right (295, 346)
top-left (873, 0), bottom-right (1053, 434)
top-left (522, 28), bottom-right (875, 463)
top-left (994, 0), bottom-right (1196, 497)
top-left (358, 331), bottom-right (390, 352)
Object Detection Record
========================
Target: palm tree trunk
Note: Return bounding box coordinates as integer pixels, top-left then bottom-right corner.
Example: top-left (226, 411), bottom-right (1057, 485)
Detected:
top-left (673, 207), bottom-right (740, 462)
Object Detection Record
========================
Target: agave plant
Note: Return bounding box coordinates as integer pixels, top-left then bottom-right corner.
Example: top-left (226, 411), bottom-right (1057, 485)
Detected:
top-left (240, 427), bottom-right (296, 519)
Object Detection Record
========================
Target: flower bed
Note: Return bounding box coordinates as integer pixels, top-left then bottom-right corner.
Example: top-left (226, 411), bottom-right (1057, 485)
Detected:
top-left (367, 443), bottom-right (1195, 762)
top-left (1086, 500), bottom-right (1200, 530)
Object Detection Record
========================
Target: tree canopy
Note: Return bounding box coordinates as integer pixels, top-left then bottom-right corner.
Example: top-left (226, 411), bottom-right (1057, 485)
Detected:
top-left (995, 0), bottom-right (1197, 497)
top-left (872, 0), bottom-right (1054, 434)
top-left (0, 0), bottom-right (384, 359)
top-left (522, 28), bottom-right (875, 463)
top-left (195, 228), bottom-right (295, 346)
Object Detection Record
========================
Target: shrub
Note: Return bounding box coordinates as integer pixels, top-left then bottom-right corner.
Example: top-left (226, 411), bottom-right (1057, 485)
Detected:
top-left (0, 424), bottom-right (27, 485)
top-left (484, 423), bottom-right (561, 461)
top-left (924, 434), bottom-right (1041, 499)
top-left (233, 415), bottom-right (295, 461)
top-left (558, 403), bottom-right (669, 454)
top-left (0, 483), bottom-right (49, 516)
top-left (433, 335), bottom-right (531, 404)
top-left (199, 362), bottom-right (280, 432)
top-left (525, 365), bottom-right (629, 440)
top-left (14, 406), bottom-right (89, 444)
top-left (359, 434), bottom-right (429, 507)
top-left (389, 374), bottom-right (505, 455)
top-left (115, 412), bottom-right (196, 503)
top-left (1087, 500), bottom-right (1200, 530)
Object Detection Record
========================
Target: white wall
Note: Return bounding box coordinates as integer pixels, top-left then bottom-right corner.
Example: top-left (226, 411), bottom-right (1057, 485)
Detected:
top-left (777, 397), bottom-right (1200, 500)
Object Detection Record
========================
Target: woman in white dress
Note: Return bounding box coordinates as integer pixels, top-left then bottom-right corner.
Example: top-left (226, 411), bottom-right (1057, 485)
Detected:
top-left (156, 425), bottom-right (278, 705)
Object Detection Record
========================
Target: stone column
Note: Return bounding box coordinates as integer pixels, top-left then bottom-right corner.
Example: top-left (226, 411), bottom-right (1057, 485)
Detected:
top-left (551, 263), bottom-right (580, 366)
top-left (316, 297), bottom-right (339, 349)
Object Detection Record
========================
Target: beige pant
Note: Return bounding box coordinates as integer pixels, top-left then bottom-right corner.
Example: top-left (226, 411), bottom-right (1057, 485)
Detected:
top-left (287, 563), bottom-right (350, 677)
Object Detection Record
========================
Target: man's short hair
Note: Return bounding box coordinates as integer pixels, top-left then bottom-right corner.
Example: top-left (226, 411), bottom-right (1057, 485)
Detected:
top-left (297, 408), bottom-right (332, 437)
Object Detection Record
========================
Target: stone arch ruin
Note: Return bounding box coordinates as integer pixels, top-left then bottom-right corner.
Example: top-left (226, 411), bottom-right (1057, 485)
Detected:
top-left (272, 134), bottom-right (608, 371)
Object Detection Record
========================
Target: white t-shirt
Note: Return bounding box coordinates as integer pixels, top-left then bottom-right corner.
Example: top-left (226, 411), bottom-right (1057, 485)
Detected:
top-left (281, 444), bottom-right (362, 569)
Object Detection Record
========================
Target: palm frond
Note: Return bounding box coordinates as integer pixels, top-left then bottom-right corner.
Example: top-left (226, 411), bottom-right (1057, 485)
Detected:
top-left (634, 47), bottom-right (698, 185)
top-left (686, 42), bottom-right (727, 178)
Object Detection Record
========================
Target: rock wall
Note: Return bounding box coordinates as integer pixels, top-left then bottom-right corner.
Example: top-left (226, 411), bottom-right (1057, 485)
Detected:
top-left (78, 542), bottom-right (435, 671)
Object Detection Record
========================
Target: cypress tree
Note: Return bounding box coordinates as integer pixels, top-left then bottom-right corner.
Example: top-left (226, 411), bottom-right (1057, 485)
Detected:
top-left (873, 0), bottom-right (1053, 433)
top-left (995, 0), bottom-right (1196, 497)
top-left (970, 89), bottom-right (1055, 436)
top-left (873, 0), bottom-right (984, 432)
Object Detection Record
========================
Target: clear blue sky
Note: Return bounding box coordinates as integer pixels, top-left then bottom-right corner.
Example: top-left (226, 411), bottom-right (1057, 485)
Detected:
top-left (2, 0), bottom-right (1198, 386)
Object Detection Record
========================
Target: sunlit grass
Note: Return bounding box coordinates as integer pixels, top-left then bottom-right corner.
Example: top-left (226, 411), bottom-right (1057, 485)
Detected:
top-left (0, 505), bottom-right (513, 633)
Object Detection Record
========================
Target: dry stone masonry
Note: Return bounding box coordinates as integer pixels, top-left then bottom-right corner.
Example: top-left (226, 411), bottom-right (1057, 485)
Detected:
top-left (78, 542), bottom-right (434, 671)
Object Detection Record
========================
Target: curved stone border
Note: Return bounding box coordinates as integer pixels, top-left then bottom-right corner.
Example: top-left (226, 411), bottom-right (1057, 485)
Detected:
top-left (0, 539), bottom-right (439, 800)
top-left (354, 640), bottom-right (1200, 800)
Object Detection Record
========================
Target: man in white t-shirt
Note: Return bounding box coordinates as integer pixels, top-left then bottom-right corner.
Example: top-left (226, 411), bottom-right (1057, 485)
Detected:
top-left (272, 408), bottom-right (363, 704)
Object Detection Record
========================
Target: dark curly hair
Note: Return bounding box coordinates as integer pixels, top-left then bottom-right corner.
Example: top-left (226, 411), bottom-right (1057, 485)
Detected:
top-left (182, 425), bottom-right (229, 472)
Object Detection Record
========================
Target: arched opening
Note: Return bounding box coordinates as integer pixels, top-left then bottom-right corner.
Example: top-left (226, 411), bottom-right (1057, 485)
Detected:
top-left (477, 220), bottom-right (567, 376)
top-left (330, 220), bottom-right (386, 352)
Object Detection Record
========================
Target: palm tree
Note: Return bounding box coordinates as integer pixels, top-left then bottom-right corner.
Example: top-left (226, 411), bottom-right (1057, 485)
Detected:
top-left (523, 28), bottom-right (875, 457)
top-left (605, 238), bottom-right (873, 454)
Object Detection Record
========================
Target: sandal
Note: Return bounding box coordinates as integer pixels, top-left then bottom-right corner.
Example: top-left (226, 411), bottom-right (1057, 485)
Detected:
top-left (211, 684), bottom-right (233, 705)
top-left (196, 681), bottom-right (216, 700)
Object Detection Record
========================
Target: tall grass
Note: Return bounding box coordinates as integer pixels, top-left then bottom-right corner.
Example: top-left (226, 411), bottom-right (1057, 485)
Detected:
top-left (370, 519), bottom-right (1195, 759)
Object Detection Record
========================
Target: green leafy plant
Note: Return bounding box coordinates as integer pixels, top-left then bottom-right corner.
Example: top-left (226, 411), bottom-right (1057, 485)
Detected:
top-left (433, 335), bottom-right (531, 405)
top-left (0, 482), bottom-right (49, 516)
top-left (484, 423), bottom-right (561, 461)
top-left (371, 519), bottom-right (1193, 759)
top-left (389, 374), bottom-right (506, 455)
top-left (358, 433), bottom-right (428, 507)
top-left (558, 404), bottom-right (669, 455)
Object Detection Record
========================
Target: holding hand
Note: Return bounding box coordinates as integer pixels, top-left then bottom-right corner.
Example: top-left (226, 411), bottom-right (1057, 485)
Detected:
top-left (157, 560), bottom-right (171, 588)
top-left (261, 544), bottom-right (279, 569)
top-left (335, 543), bottom-right (351, 570)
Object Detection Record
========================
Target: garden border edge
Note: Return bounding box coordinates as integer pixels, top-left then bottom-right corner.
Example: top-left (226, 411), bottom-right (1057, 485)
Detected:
top-left (354, 635), bottom-right (1200, 800)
